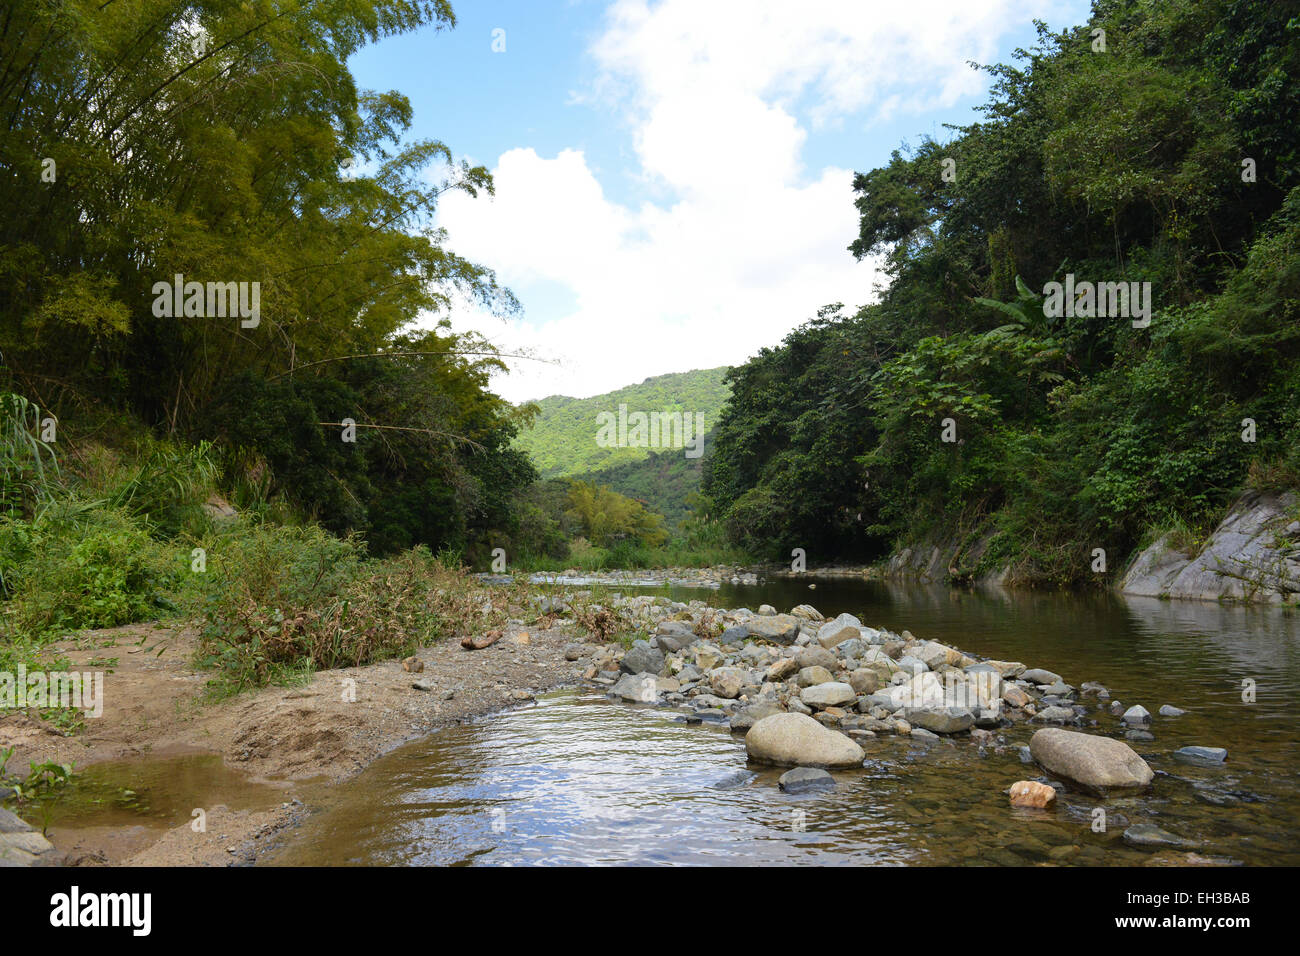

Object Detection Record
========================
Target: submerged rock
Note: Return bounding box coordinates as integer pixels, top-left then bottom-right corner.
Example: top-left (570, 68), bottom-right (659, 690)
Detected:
top-left (1174, 746), bottom-right (1228, 766)
top-left (745, 713), bottom-right (865, 768)
top-left (778, 767), bottom-right (836, 793)
top-left (1028, 728), bottom-right (1154, 791)
top-left (1123, 824), bottom-right (1194, 849)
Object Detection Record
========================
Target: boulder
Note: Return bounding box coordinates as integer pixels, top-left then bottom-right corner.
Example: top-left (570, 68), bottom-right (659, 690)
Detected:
top-left (903, 706), bottom-right (974, 734)
top-left (796, 665), bottom-right (834, 687)
top-left (790, 604), bottom-right (824, 621)
top-left (620, 640), bottom-right (664, 675)
top-left (1122, 704), bottom-right (1151, 725)
top-left (1021, 668), bottom-right (1062, 685)
top-left (611, 673), bottom-right (661, 703)
top-left (745, 614), bottom-right (802, 645)
top-left (1029, 728), bottom-right (1154, 791)
top-left (795, 646), bottom-right (838, 670)
top-left (878, 671), bottom-right (946, 709)
top-left (745, 713), bottom-right (865, 768)
top-left (800, 682), bottom-right (857, 709)
top-left (778, 767), bottom-right (836, 793)
top-left (709, 667), bottom-right (746, 699)
top-left (815, 613), bottom-right (863, 645)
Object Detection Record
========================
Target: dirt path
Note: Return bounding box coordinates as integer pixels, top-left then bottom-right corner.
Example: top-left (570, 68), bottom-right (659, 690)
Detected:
top-left (1, 619), bottom-right (592, 866)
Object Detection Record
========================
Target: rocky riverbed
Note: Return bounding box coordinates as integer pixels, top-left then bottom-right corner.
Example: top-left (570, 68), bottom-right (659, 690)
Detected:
top-left (578, 596), bottom-right (1230, 840)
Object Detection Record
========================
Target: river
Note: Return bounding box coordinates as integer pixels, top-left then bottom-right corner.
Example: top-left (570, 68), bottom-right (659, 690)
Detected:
top-left (259, 579), bottom-right (1300, 865)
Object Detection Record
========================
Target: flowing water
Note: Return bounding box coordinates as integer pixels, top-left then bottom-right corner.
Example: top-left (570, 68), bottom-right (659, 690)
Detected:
top-left (260, 581), bottom-right (1300, 866)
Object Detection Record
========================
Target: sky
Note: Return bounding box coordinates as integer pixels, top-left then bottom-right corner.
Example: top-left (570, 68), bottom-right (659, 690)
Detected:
top-left (349, 0), bottom-right (1092, 402)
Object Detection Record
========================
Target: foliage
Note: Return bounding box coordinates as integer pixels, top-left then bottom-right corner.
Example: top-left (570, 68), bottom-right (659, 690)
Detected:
top-left (705, 0), bottom-right (1300, 584)
top-left (514, 368), bottom-right (730, 478)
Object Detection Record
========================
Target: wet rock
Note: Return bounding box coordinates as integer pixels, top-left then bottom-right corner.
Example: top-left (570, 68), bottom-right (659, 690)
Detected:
top-left (1009, 780), bottom-right (1057, 808)
top-left (800, 682), bottom-right (857, 709)
top-left (1122, 705), bottom-right (1151, 725)
top-left (1174, 746), bottom-right (1228, 766)
top-left (910, 727), bottom-right (939, 741)
top-left (903, 706), bottom-right (974, 734)
top-left (745, 713), bottom-right (865, 768)
top-left (1028, 728), bottom-right (1154, 791)
top-left (621, 640), bottom-right (665, 675)
top-left (1033, 706), bottom-right (1077, 724)
top-left (611, 673), bottom-right (662, 702)
top-left (778, 767), bottom-right (836, 793)
top-left (1019, 746), bottom-right (1033, 764)
top-left (1001, 684), bottom-right (1033, 709)
top-left (1123, 824), bottom-right (1194, 849)
top-left (1021, 668), bottom-right (1062, 685)
top-left (1124, 729), bottom-right (1155, 743)
top-left (1158, 704), bottom-right (1186, 717)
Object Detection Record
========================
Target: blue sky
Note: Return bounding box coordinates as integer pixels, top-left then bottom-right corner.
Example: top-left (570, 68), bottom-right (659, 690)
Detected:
top-left (350, 0), bottom-right (1092, 401)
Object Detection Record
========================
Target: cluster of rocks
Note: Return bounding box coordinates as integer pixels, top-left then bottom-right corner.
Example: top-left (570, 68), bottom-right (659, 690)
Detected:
top-left (587, 601), bottom-right (1100, 755)
top-left (581, 598), bottom-right (1230, 844)
top-left (498, 566), bottom-right (760, 590)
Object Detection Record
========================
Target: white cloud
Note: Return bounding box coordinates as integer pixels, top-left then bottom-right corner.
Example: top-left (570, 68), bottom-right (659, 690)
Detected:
top-left (431, 0), bottom-right (1080, 402)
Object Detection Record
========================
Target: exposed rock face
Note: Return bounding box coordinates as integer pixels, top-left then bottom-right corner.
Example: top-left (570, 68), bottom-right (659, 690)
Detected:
top-left (745, 713), bottom-right (865, 768)
top-left (1028, 728), bottom-right (1154, 791)
top-left (1120, 490), bottom-right (1300, 604)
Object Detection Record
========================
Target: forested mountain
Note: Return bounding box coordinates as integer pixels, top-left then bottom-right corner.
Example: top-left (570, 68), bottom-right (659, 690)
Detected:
top-left (703, 0), bottom-right (1300, 583)
top-left (515, 368), bottom-right (730, 477)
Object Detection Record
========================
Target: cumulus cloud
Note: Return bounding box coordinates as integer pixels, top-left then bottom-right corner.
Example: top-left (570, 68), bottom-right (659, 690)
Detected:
top-left (431, 0), bottom-right (1076, 401)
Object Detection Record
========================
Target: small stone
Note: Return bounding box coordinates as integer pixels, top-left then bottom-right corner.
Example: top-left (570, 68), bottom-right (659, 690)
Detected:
top-left (1009, 780), bottom-right (1057, 808)
top-left (1158, 704), bottom-right (1186, 717)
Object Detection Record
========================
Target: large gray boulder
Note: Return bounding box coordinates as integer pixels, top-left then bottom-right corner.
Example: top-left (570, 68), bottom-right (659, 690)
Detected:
top-left (745, 713), bottom-right (865, 768)
top-left (620, 640), bottom-right (665, 675)
top-left (1029, 728), bottom-right (1154, 791)
top-left (903, 706), bottom-right (974, 734)
top-left (611, 672), bottom-right (662, 703)
top-left (744, 614), bottom-right (802, 644)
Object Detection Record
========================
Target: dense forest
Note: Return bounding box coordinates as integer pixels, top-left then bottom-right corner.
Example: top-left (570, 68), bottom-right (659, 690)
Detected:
top-left (702, 0), bottom-right (1300, 584)
top-left (0, 0), bottom-right (537, 563)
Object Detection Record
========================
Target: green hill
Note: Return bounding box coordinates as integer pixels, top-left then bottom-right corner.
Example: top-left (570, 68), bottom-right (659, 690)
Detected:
top-left (516, 368), bottom-right (731, 479)
top-left (579, 432), bottom-right (715, 528)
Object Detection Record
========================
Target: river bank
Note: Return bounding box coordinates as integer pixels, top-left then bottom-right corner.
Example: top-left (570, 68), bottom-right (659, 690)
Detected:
top-left (1, 615), bottom-right (591, 865)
